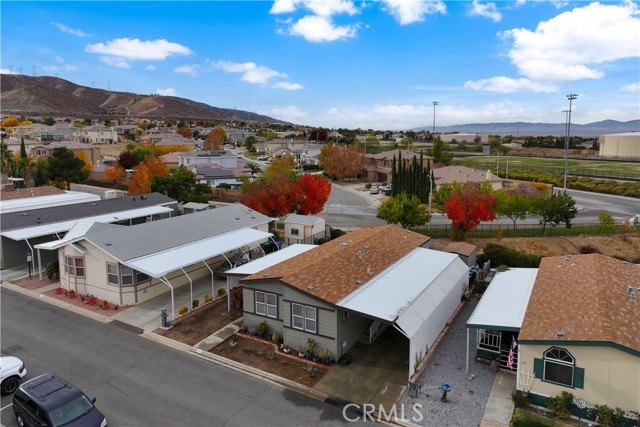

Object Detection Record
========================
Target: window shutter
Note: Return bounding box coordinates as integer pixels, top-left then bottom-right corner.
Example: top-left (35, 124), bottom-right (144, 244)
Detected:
top-left (533, 358), bottom-right (543, 379)
top-left (574, 366), bottom-right (585, 389)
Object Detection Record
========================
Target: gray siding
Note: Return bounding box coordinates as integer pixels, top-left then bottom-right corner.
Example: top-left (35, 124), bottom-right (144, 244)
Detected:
top-left (242, 281), bottom-right (285, 335)
top-left (335, 311), bottom-right (371, 358)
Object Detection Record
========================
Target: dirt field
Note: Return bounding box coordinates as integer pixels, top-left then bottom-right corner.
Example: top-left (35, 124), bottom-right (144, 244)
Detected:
top-left (430, 234), bottom-right (640, 261)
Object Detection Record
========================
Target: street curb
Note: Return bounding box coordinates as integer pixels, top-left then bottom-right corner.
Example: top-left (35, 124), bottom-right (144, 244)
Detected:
top-left (1, 281), bottom-right (111, 324)
top-left (140, 330), bottom-right (194, 352)
top-left (189, 347), bottom-right (330, 402)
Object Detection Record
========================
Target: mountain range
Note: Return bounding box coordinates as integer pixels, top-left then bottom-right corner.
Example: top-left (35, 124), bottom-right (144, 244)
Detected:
top-left (0, 74), bottom-right (287, 125)
top-left (1, 74), bottom-right (638, 136)
top-left (414, 120), bottom-right (640, 137)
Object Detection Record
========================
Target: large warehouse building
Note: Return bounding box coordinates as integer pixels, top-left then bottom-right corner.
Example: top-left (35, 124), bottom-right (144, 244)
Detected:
top-left (598, 132), bottom-right (640, 158)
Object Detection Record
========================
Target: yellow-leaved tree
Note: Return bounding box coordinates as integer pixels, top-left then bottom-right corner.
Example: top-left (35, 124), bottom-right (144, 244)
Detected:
top-left (128, 163), bottom-right (150, 195)
top-left (105, 165), bottom-right (125, 188)
top-left (204, 126), bottom-right (226, 151)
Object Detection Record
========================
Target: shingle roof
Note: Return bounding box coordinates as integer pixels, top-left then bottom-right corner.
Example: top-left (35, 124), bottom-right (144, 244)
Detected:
top-left (84, 203), bottom-right (270, 260)
top-left (443, 241), bottom-right (477, 257)
top-left (1, 192), bottom-right (175, 231)
top-left (242, 225), bottom-right (430, 304)
top-left (284, 213), bottom-right (324, 226)
top-left (519, 254), bottom-right (640, 353)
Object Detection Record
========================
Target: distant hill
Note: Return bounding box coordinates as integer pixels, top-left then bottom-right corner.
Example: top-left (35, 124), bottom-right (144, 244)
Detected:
top-left (414, 119), bottom-right (640, 137)
top-left (0, 74), bottom-right (288, 124)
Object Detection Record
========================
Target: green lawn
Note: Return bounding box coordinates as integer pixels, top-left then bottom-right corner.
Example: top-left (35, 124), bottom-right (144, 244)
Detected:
top-left (454, 156), bottom-right (640, 175)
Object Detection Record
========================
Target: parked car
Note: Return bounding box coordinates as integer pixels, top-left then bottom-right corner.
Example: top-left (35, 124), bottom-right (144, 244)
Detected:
top-left (12, 373), bottom-right (106, 427)
top-left (380, 184), bottom-right (392, 195)
top-left (370, 185), bottom-right (379, 194)
top-left (216, 257), bottom-right (249, 276)
top-left (630, 214), bottom-right (640, 225)
top-left (257, 155), bottom-right (269, 161)
top-left (260, 241), bottom-right (282, 254)
top-left (1, 356), bottom-right (27, 395)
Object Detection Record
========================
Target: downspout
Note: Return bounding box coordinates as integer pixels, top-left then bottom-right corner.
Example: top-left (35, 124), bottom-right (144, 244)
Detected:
top-left (24, 239), bottom-right (36, 278)
top-left (202, 260), bottom-right (214, 298)
top-left (466, 328), bottom-right (470, 373)
top-left (159, 275), bottom-right (175, 319)
top-left (181, 268), bottom-right (193, 308)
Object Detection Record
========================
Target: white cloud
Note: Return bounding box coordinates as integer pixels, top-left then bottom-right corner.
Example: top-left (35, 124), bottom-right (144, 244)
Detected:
top-left (270, 0), bottom-right (358, 16)
top-left (500, 2), bottom-right (640, 82)
top-left (0, 69), bottom-right (17, 74)
top-left (268, 105), bottom-right (308, 122)
top-left (175, 64), bottom-right (200, 76)
top-left (274, 81), bottom-right (304, 90)
top-left (146, 64), bottom-right (157, 71)
top-left (155, 88), bottom-right (177, 96)
top-left (289, 15), bottom-right (358, 42)
top-left (373, 103), bottom-right (432, 116)
top-left (86, 38), bottom-right (192, 62)
top-left (621, 82), bottom-right (640, 92)
top-left (43, 64), bottom-right (79, 72)
top-left (99, 56), bottom-right (130, 69)
top-left (211, 60), bottom-right (286, 84)
top-left (52, 22), bottom-right (90, 37)
top-left (270, 0), bottom-right (301, 14)
top-left (328, 107), bottom-right (339, 114)
top-left (381, 0), bottom-right (446, 25)
top-left (55, 56), bottom-right (64, 64)
top-left (464, 76), bottom-right (557, 93)
top-left (467, 0), bottom-right (502, 22)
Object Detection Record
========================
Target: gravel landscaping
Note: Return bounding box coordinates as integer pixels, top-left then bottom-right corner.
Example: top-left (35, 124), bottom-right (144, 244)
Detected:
top-left (400, 297), bottom-right (497, 427)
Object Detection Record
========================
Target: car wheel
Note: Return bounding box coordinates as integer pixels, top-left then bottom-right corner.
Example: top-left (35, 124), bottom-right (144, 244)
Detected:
top-left (16, 413), bottom-right (26, 427)
top-left (1, 377), bottom-right (20, 395)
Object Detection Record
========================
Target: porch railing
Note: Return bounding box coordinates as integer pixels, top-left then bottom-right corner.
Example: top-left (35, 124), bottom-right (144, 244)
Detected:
top-left (478, 329), bottom-right (501, 352)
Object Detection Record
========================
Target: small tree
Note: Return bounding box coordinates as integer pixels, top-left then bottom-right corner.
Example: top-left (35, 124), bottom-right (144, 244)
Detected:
top-left (117, 150), bottom-right (140, 169)
top-left (128, 163), bottom-right (151, 195)
top-left (597, 212), bottom-right (615, 233)
top-left (444, 183), bottom-right (496, 240)
top-left (495, 190), bottom-right (533, 230)
top-left (204, 126), bottom-right (226, 150)
top-left (429, 137), bottom-right (453, 164)
top-left (46, 147), bottom-right (88, 190)
top-left (105, 165), bottom-right (125, 187)
top-left (533, 192), bottom-right (578, 235)
top-left (377, 193), bottom-right (431, 229)
top-left (176, 125), bottom-right (192, 138)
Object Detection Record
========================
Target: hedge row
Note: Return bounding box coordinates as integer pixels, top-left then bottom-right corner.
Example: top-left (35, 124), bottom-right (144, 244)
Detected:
top-left (478, 243), bottom-right (542, 268)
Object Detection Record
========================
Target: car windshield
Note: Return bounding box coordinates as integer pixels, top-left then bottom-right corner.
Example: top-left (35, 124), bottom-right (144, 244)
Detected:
top-left (48, 394), bottom-right (94, 427)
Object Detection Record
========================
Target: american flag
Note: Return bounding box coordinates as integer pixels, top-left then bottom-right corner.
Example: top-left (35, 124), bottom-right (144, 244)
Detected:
top-left (507, 337), bottom-right (517, 370)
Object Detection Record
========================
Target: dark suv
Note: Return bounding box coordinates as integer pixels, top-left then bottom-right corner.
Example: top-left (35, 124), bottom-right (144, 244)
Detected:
top-left (12, 374), bottom-right (106, 427)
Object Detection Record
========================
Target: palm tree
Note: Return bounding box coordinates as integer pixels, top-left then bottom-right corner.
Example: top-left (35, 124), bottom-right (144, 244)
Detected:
top-left (0, 141), bottom-right (15, 177)
top-left (245, 162), bottom-right (262, 176)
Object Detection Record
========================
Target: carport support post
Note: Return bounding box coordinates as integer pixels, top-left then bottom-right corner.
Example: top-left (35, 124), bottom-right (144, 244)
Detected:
top-left (181, 268), bottom-right (193, 308)
top-left (37, 248), bottom-right (43, 281)
top-left (466, 328), bottom-right (469, 373)
top-left (161, 275), bottom-right (175, 319)
top-left (202, 260), bottom-right (214, 298)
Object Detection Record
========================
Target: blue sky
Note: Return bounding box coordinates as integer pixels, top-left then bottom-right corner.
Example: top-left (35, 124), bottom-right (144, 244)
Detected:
top-left (2, 1), bottom-right (639, 130)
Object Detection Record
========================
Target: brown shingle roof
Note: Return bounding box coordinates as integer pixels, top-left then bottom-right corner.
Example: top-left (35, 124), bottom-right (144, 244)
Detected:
top-left (242, 225), bottom-right (430, 304)
top-left (519, 254), bottom-right (640, 352)
top-left (443, 241), bottom-right (477, 257)
top-left (0, 186), bottom-right (66, 201)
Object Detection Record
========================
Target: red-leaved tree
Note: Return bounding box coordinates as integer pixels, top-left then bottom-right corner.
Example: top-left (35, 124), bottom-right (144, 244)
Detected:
top-left (444, 183), bottom-right (496, 240)
top-left (291, 174), bottom-right (332, 215)
top-left (242, 175), bottom-right (293, 217)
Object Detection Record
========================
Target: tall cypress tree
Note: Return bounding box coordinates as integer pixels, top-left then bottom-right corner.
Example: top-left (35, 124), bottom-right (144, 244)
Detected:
top-left (391, 155), bottom-right (397, 197)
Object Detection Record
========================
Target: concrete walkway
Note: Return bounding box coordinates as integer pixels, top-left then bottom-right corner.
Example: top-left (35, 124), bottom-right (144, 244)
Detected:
top-left (480, 371), bottom-right (516, 427)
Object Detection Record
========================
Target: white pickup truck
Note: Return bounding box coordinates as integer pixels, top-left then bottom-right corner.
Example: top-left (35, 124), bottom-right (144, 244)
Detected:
top-left (1, 356), bottom-right (27, 395)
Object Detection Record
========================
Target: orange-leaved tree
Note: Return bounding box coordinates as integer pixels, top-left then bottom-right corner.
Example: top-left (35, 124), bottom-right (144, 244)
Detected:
top-left (444, 183), bottom-right (496, 240)
top-left (143, 155), bottom-right (169, 179)
top-left (128, 163), bottom-right (150, 195)
top-left (318, 142), bottom-right (364, 180)
top-left (204, 126), bottom-right (226, 151)
top-left (176, 125), bottom-right (192, 138)
top-left (104, 165), bottom-right (125, 187)
top-left (1, 117), bottom-right (19, 127)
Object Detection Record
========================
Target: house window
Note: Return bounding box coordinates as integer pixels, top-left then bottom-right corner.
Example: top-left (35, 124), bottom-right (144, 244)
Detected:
top-left (255, 291), bottom-right (277, 318)
top-left (342, 311), bottom-right (352, 321)
top-left (64, 256), bottom-right (84, 277)
top-left (291, 228), bottom-right (299, 236)
top-left (292, 303), bottom-right (316, 333)
top-left (107, 263), bottom-right (119, 285)
top-left (543, 348), bottom-right (575, 387)
top-left (107, 263), bottom-right (141, 287)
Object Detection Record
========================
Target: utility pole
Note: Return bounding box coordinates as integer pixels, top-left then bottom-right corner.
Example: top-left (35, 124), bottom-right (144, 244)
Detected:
top-left (564, 94), bottom-right (578, 190)
top-left (432, 101), bottom-right (439, 144)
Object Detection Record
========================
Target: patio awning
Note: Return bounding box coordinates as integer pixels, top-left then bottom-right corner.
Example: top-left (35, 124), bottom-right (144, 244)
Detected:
top-left (466, 268), bottom-right (538, 332)
top-left (3, 205), bottom-right (173, 241)
top-left (125, 228), bottom-right (272, 278)
top-left (227, 244), bottom-right (316, 276)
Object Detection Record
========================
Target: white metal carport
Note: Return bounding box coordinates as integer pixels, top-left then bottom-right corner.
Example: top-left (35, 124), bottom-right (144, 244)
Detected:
top-left (337, 248), bottom-right (469, 377)
top-left (8, 205), bottom-right (174, 278)
top-left (124, 228), bottom-right (273, 319)
top-left (465, 268), bottom-right (537, 374)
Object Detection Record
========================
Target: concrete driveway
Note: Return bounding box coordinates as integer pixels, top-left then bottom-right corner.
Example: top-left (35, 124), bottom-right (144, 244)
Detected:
top-left (313, 326), bottom-right (409, 411)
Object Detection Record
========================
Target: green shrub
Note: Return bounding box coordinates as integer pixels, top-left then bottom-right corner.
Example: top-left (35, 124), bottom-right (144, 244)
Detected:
top-left (579, 245), bottom-right (600, 254)
top-left (178, 306), bottom-right (188, 315)
top-left (593, 404), bottom-right (626, 427)
top-left (255, 321), bottom-right (268, 337)
top-left (192, 299), bottom-right (199, 309)
top-left (511, 408), bottom-right (558, 427)
top-left (478, 243), bottom-right (542, 268)
top-left (511, 392), bottom-right (531, 408)
top-left (546, 391), bottom-right (574, 419)
top-left (217, 288), bottom-right (226, 297)
top-left (365, 183), bottom-right (372, 189)
top-left (330, 228), bottom-right (346, 239)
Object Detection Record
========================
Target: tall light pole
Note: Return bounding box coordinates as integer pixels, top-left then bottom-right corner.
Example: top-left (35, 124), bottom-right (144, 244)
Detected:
top-left (563, 94), bottom-right (578, 190)
top-left (432, 101), bottom-right (439, 143)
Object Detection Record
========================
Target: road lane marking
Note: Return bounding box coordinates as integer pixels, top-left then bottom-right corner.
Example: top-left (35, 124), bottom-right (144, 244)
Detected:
top-left (1, 402), bottom-right (14, 411)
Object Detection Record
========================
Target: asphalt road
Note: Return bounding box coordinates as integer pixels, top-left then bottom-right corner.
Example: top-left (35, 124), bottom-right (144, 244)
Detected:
top-left (0, 289), bottom-right (352, 427)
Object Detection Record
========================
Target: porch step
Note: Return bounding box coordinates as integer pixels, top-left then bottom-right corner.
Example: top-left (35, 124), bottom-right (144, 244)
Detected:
top-left (499, 347), bottom-right (518, 370)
